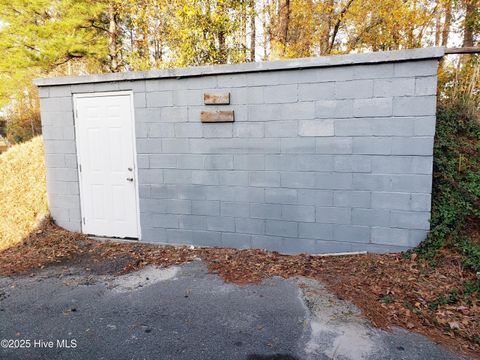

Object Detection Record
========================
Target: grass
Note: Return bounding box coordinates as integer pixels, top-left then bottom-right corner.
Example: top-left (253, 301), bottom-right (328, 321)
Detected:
top-left (0, 136), bottom-right (48, 251)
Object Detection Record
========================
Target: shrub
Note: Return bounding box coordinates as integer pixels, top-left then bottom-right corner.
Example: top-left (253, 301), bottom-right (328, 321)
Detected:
top-left (415, 99), bottom-right (480, 273)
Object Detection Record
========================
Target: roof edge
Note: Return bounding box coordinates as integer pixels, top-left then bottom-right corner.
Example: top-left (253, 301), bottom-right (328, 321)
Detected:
top-left (33, 47), bottom-right (445, 87)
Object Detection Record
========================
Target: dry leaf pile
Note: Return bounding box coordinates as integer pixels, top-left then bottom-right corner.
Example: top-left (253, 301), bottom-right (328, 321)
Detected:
top-left (0, 136), bottom-right (48, 251)
top-left (0, 220), bottom-right (478, 358)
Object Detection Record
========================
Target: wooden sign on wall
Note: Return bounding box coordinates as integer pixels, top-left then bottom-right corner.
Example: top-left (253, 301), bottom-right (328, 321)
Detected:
top-left (200, 111), bottom-right (234, 123)
top-left (204, 92), bottom-right (230, 105)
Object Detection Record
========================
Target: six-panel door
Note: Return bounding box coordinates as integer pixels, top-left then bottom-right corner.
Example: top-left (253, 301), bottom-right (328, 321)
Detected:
top-left (74, 93), bottom-right (139, 238)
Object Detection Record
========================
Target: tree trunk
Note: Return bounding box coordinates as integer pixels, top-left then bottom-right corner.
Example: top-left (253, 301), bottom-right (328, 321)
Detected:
top-left (328, 0), bottom-right (354, 54)
top-left (407, 0), bottom-right (418, 47)
top-left (462, 0), bottom-right (476, 47)
top-left (250, 0), bottom-right (256, 61)
top-left (141, 1), bottom-right (150, 66)
top-left (269, 0), bottom-right (290, 59)
top-left (434, 2), bottom-right (442, 46)
top-left (319, 0), bottom-right (334, 55)
top-left (461, 0), bottom-right (478, 65)
top-left (441, 0), bottom-right (452, 47)
top-left (108, 2), bottom-right (120, 72)
top-left (262, 0), bottom-right (268, 60)
top-left (277, 0), bottom-right (290, 57)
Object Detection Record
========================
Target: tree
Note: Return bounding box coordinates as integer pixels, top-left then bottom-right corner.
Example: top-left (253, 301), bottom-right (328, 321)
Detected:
top-left (0, 0), bottom-right (108, 142)
top-left (269, 0), bottom-right (290, 59)
top-left (0, 0), bottom-right (479, 143)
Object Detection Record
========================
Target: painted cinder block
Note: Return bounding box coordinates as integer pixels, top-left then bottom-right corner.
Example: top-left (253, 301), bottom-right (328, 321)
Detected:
top-left (250, 203), bottom-right (282, 220)
top-left (249, 171), bottom-right (281, 187)
top-left (298, 82), bottom-right (335, 101)
top-left (234, 155), bottom-right (265, 170)
top-left (179, 215), bottom-right (207, 230)
top-left (40, 111), bottom-right (74, 127)
top-left (315, 99), bottom-right (353, 119)
top-left (371, 227), bottom-right (410, 246)
top-left (249, 102), bottom-right (315, 121)
top-left (177, 184), bottom-right (207, 200)
top-left (373, 78), bottom-right (415, 97)
top-left (334, 225), bottom-right (370, 243)
top-left (334, 155), bottom-right (371, 173)
top-left (263, 84), bottom-right (297, 104)
top-left (371, 192), bottom-right (410, 210)
top-left (316, 137), bottom-right (352, 154)
top-left (221, 201), bottom-right (250, 217)
top-left (298, 120), bottom-right (334, 137)
top-left (235, 218), bottom-right (265, 234)
top-left (150, 184), bottom-right (176, 199)
top-left (204, 155), bottom-right (234, 169)
top-left (174, 123), bottom-right (203, 138)
top-left (207, 216), bottom-right (235, 232)
top-left (215, 171), bottom-right (248, 186)
top-left (415, 76), bottom-right (437, 96)
top-left (265, 121), bottom-right (298, 138)
top-left (229, 87), bottom-right (264, 105)
top-left (149, 154), bottom-right (177, 168)
top-left (335, 80), bottom-right (374, 99)
top-left (333, 191), bottom-right (371, 208)
top-left (334, 118), bottom-right (414, 137)
top-left (38, 48), bottom-right (440, 254)
top-left (265, 188), bottom-right (298, 205)
top-left (281, 172), bottom-right (316, 188)
top-left (221, 232), bottom-right (252, 248)
top-left (390, 210), bottom-right (430, 230)
top-left (394, 60), bottom-right (438, 77)
top-left (281, 205), bottom-right (315, 222)
top-left (233, 123), bottom-right (265, 138)
top-left (352, 208), bottom-right (390, 227)
top-left (176, 154), bottom-right (204, 169)
top-left (393, 96), bottom-right (436, 116)
top-left (203, 123), bottom-right (233, 138)
top-left (353, 98), bottom-right (392, 117)
top-left (371, 156), bottom-right (433, 175)
top-left (192, 200), bottom-right (220, 216)
top-left (316, 207), bottom-right (351, 224)
top-left (266, 220), bottom-right (298, 237)
top-left (298, 223), bottom-right (334, 240)
top-left (146, 91), bottom-right (174, 107)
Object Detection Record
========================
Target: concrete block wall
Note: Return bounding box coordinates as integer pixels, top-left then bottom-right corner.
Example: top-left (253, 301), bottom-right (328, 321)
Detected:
top-left (36, 48), bottom-right (442, 254)
top-left (39, 87), bottom-right (82, 232)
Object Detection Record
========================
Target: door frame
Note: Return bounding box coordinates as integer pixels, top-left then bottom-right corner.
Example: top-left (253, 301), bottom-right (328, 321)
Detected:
top-left (73, 90), bottom-right (142, 240)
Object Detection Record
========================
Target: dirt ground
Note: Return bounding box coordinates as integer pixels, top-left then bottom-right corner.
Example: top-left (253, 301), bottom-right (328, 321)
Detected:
top-left (0, 219), bottom-right (478, 358)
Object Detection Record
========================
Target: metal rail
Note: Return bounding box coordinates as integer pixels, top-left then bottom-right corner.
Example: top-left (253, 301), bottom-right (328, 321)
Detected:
top-left (445, 47), bottom-right (480, 55)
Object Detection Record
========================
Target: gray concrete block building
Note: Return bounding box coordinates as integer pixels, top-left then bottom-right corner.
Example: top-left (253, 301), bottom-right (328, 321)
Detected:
top-left (34, 47), bottom-right (444, 254)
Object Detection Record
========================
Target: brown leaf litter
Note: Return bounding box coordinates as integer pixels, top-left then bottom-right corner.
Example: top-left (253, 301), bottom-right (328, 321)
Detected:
top-left (0, 219), bottom-right (478, 358)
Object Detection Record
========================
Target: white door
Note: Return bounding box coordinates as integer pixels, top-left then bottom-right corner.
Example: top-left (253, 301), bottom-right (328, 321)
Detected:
top-left (74, 92), bottom-right (139, 238)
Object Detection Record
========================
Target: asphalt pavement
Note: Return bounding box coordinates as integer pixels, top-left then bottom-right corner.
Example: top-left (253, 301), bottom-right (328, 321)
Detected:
top-left (0, 261), bottom-right (461, 360)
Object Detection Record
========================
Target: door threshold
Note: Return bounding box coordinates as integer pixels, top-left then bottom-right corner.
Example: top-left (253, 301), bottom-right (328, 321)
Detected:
top-left (89, 236), bottom-right (139, 243)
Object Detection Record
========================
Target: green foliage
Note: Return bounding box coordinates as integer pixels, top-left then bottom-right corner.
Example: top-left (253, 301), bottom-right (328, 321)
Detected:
top-left (463, 279), bottom-right (480, 302)
top-left (170, 0), bottom-right (246, 67)
top-left (459, 239), bottom-right (480, 274)
top-left (379, 295), bottom-right (394, 304)
top-left (428, 288), bottom-right (460, 311)
top-left (416, 99), bottom-right (480, 275)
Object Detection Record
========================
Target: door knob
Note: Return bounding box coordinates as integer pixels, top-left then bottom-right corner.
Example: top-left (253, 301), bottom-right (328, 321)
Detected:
top-left (126, 177), bottom-right (134, 182)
